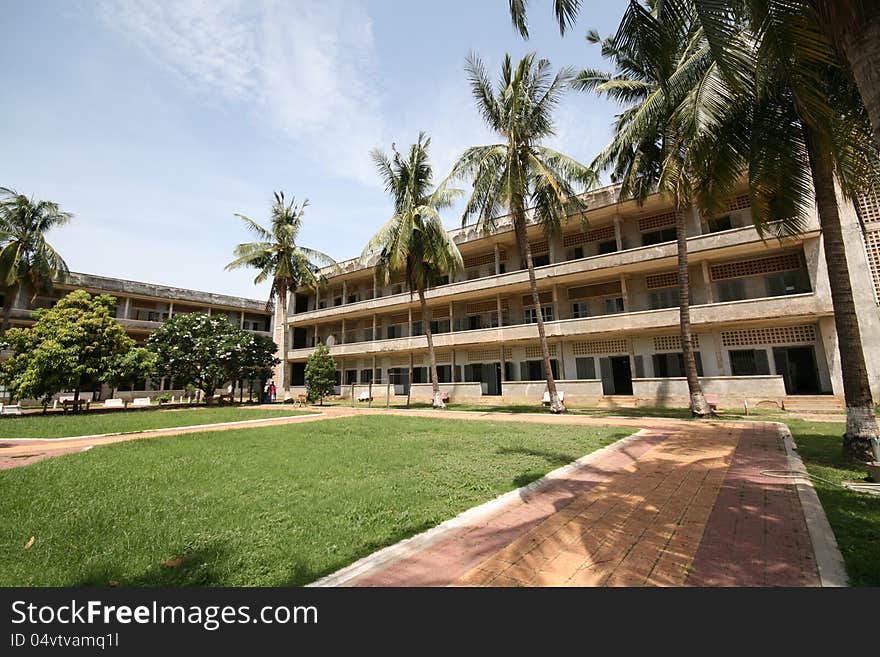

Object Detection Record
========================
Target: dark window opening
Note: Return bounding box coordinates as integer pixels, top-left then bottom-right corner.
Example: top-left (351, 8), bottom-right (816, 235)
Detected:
top-left (642, 227), bottom-right (677, 246)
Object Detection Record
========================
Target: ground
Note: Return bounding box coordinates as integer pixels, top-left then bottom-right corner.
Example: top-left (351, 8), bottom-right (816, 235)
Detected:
top-left (0, 405), bottom-right (875, 587)
top-left (0, 415), bottom-right (629, 586)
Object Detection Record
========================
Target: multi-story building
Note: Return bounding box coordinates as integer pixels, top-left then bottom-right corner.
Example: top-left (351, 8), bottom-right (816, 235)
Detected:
top-left (2, 272), bottom-right (273, 399)
top-left (283, 182), bottom-right (880, 411)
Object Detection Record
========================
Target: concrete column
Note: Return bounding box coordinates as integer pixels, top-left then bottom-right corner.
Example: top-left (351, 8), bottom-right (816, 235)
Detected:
top-left (290, 292), bottom-right (296, 315)
top-left (372, 314), bottom-right (377, 341)
top-left (315, 287), bottom-right (320, 309)
top-left (314, 324), bottom-right (318, 346)
top-left (124, 297), bottom-right (131, 319)
top-left (207, 307), bottom-right (212, 316)
top-left (702, 261), bottom-right (714, 303)
top-left (408, 307), bottom-right (413, 337)
top-left (342, 280), bottom-right (348, 305)
top-left (620, 275), bottom-right (629, 312)
top-left (168, 302), bottom-right (174, 318)
top-left (690, 205), bottom-right (703, 236)
top-left (500, 344), bottom-right (507, 381)
top-left (449, 301), bottom-right (455, 331)
top-left (451, 350), bottom-right (457, 382)
top-left (341, 318), bottom-right (346, 344)
top-left (240, 311), bottom-right (245, 328)
top-left (496, 293), bottom-right (503, 327)
top-left (552, 284), bottom-right (560, 321)
top-left (559, 342), bottom-right (566, 380)
top-left (613, 215), bottom-right (623, 251)
top-left (494, 243), bottom-right (501, 275)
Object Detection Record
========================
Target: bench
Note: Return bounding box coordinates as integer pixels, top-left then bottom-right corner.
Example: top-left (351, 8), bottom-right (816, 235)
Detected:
top-left (0, 403), bottom-right (22, 416)
top-left (131, 397), bottom-right (151, 407)
top-left (103, 398), bottom-right (125, 409)
top-left (357, 391), bottom-right (372, 403)
top-left (295, 393), bottom-right (308, 408)
top-left (218, 393), bottom-right (234, 404)
top-left (541, 391), bottom-right (565, 405)
top-left (62, 399), bottom-right (90, 413)
top-left (704, 394), bottom-right (720, 413)
top-left (440, 391), bottom-right (450, 403)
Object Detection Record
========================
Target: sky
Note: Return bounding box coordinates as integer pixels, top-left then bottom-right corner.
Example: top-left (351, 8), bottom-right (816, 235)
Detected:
top-left (1, 0), bottom-right (627, 301)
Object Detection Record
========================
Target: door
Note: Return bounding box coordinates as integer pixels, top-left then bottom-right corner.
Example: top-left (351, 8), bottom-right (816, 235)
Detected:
top-left (292, 327), bottom-right (308, 349)
top-left (774, 346), bottom-right (820, 394)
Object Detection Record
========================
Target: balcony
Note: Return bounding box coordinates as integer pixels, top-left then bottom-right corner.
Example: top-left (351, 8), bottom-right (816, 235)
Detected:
top-left (287, 292), bottom-right (829, 360)
top-left (288, 224), bottom-right (820, 324)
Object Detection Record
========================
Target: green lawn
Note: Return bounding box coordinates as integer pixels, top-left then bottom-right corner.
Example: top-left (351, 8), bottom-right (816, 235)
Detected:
top-left (0, 415), bottom-right (631, 586)
top-left (786, 419), bottom-right (880, 587)
top-left (0, 407), bottom-right (314, 439)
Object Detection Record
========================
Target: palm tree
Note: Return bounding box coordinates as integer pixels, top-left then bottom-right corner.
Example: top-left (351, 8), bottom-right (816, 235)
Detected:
top-left (363, 133), bottom-right (464, 409)
top-left (445, 53), bottom-right (595, 413)
top-left (509, 0), bottom-right (880, 146)
top-left (0, 187), bottom-right (72, 332)
top-left (576, 4), bottom-right (716, 416)
top-left (226, 192), bottom-right (334, 389)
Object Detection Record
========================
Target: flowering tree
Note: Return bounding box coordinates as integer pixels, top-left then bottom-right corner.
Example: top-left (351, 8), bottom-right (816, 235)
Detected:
top-left (148, 313), bottom-right (254, 405)
top-left (304, 343), bottom-right (336, 405)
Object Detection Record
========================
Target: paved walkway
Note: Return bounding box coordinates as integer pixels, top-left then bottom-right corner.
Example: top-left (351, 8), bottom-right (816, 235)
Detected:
top-left (312, 420), bottom-right (842, 587)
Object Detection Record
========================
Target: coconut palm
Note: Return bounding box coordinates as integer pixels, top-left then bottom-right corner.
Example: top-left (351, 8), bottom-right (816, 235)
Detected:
top-left (444, 53), bottom-right (596, 413)
top-left (0, 187), bottom-right (72, 332)
top-left (575, 4), bottom-right (717, 416)
top-left (363, 133), bottom-right (464, 408)
top-left (510, 0), bottom-right (880, 147)
top-left (226, 192), bottom-right (334, 388)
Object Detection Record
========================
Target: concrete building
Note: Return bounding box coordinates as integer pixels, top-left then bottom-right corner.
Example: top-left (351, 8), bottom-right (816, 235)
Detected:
top-left (283, 182), bottom-right (880, 411)
top-left (2, 272), bottom-right (273, 400)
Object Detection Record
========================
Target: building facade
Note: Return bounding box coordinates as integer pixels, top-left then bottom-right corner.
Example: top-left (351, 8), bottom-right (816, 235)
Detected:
top-left (2, 272), bottom-right (273, 400)
top-left (283, 182), bottom-right (880, 411)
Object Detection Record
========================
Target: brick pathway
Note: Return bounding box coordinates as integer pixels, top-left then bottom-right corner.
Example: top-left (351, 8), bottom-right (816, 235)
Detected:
top-left (333, 421), bottom-right (825, 587)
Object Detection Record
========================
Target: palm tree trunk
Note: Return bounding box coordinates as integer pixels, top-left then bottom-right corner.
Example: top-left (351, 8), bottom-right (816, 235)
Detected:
top-left (805, 127), bottom-right (879, 459)
top-left (810, 1), bottom-right (880, 147)
top-left (272, 283), bottom-right (288, 392)
top-left (418, 286), bottom-right (444, 409)
top-left (513, 214), bottom-right (563, 413)
top-left (676, 210), bottom-right (711, 417)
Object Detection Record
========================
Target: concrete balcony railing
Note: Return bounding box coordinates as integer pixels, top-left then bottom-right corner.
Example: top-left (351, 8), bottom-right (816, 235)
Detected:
top-left (288, 224), bottom-right (820, 324)
top-left (287, 292), bottom-right (830, 360)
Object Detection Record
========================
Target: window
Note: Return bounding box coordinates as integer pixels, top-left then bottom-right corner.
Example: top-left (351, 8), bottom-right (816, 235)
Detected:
top-left (576, 357), bottom-right (596, 379)
top-left (333, 370), bottom-right (341, 385)
top-left (373, 368), bottom-right (383, 383)
top-left (467, 315), bottom-right (482, 330)
top-left (345, 370), bottom-right (357, 385)
top-left (603, 297), bottom-right (625, 314)
top-left (571, 302), bottom-right (590, 319)
top-left (347, 294), bottom-right (359, 304)
top-left (386, 325), bottom-right (401, 339)
top-left (729, 349), bottom-right (770, 376)
top-left (525, 306), bottom-right (554, 323)
top-left (533, 253), bottom-right (551, 267)
top-left (360, 369), bottom-right (373, 384)
top-left (765, 271), bottom-right (808, 297)
top-left (436, 365), bottom-right (453, 383)
top-left (566, 246), bottom-right (584, 260)
top-left (519, 359), bottom-right (559, 381)
top-left (333, 297), bottom-right (342, 307)
top-left (642, 227), bottom-right (677, 245)
top-left (598, 240), bottom-right (617, 254)
top-left (716, 279), bottom-right (747, 302)
top-left (706, 214), bottom-right (732, 233)
top-left (652, 352), bottom-right (703, 377)
top-left (648, 288), bottom-right (678, 310)
top-left (412, 367), bottom-right (427, 384)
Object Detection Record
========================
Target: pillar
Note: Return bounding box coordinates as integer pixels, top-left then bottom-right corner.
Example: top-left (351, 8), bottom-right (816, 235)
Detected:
top-left (702, 261), bottom-right (714, 303)
top-left (613, 215), bottom-right (623, 251)
top-left (620, 275), bottom-right (629, 312)
top-left (342, 280), bottom-right (348, 305)
top-left (240, 310), bottom-right (245, 328)
top-left (494, 243), bottom-right (501, 275)
top-left (449, 301), bottom-right (455, 332)
top-left (168, 302), bottom-right (174, 318)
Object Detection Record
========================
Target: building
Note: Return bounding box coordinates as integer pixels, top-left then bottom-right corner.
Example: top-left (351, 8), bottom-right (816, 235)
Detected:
top-left (2, 272), bottom-right (273, 400)
top-left (283, 182), bottom-right (880, 411)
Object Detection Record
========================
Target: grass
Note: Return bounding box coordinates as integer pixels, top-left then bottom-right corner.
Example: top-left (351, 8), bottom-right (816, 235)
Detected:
top-left (0, 406), bottom-right (314, 439)
top-left (786, 419), bottom-right (880, 587)
top-left (0, 415), bottom-right (631, 586)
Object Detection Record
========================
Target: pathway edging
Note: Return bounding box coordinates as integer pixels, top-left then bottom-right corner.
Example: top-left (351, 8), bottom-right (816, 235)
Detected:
top-left (776, 423), bottom-right (849, 587)
top-left (308, 429), bottom-right (651, 587)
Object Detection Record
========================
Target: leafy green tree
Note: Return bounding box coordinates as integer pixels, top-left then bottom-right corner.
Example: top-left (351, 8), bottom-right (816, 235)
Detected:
top-left (148, 313), bottom-right (246, 405)
top-left (445, 53), bottom-right (595, 413)
top-left (304, 343), bottom-right (336, 405)
top-left (0, 290), bottom-right (134, 408)
top-left (105, 347), bottom-right (157, 397)
top-left (233, 333), bottom-right (280, 402)
top-left (226, 192), bottom-right (334, 388)
top-left (0, 187), bottom-right (72, 331)
top-left (364, 133), bottom-right (463, 408)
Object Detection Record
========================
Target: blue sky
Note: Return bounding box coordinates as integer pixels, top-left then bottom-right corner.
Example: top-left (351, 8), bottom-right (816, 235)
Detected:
top-left (1, 0), bottom-right (627, 300)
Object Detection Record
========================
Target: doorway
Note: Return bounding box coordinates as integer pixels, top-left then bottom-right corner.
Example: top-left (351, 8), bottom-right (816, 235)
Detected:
top-left (600, 356), bottom-right (633, 395)
top-left (773, 346), bottom-right (821, 394)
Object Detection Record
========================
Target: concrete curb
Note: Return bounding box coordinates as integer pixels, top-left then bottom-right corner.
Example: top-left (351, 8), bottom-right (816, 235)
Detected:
top-left (308, 428), bottom-right (652, 587)
top-left (775, 423), bottom-right (849, 587)
top-left (3, 413), bottom-right (324, 443)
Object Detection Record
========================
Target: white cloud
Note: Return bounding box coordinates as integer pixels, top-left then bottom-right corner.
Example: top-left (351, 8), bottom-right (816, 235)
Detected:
top-left (98, 0), bottom-right (385, 185)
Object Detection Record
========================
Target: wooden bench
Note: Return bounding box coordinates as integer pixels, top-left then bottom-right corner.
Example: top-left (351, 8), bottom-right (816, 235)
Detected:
top-left (0, 403), bottom-right (22, 416)
top-left (704, 394), bottom-right (720, 413)
top-left (61, 399), bottom-right (90, 413)
top-left (218, 393), bottom-right (235, 404)
top-left (541, 391), bottom-right (565, 405)
top-left (295, 393), bottom-right (308, 408)
top-left (131, 397), bottom-right (151, 407)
